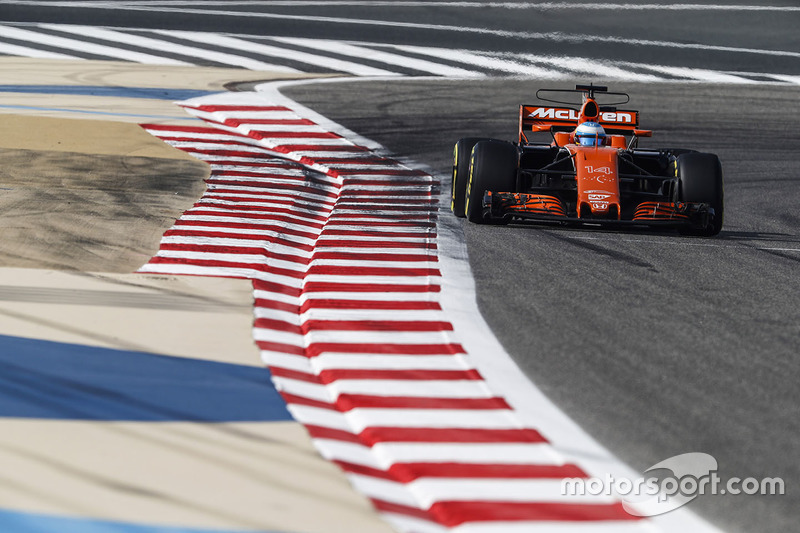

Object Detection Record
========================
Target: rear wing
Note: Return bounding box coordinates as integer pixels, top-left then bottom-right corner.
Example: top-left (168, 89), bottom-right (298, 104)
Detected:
top-left (519, 105), bottom-right (640, 143)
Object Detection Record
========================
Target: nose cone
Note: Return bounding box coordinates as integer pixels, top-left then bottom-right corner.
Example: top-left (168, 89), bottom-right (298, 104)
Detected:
top-left (570, 146), bottom-right (622, 220)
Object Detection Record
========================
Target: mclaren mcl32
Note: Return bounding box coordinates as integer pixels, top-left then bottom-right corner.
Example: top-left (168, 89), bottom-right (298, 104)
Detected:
top-left (451, 84), bottom-right (724, 236)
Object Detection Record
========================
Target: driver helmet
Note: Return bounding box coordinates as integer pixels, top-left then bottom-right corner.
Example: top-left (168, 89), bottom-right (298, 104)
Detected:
top-left (575, 121), bottom-right (606, 146)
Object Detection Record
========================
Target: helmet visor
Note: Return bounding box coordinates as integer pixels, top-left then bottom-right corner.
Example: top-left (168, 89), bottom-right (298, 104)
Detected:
top-left (577, 134), bottom-right (605, 146)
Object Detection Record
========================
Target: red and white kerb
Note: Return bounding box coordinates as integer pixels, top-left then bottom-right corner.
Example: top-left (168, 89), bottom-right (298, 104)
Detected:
top-left (140, 97), bottom-right (648, 533)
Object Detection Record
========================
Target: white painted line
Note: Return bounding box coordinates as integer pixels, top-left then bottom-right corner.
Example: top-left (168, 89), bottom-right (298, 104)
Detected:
top-left (371, 442), bottom-right (561, 465)
top-left (379, 514), bottom-right (443, 533)
top-left (290, 405), bottom-right (520, 431)
top-left (347, 474), bottom-right (420, 507)
top-left (448, 522), bottom-right (649, 533)
top-left (184, 109), bottom-right (304, 121)
top-left (255, 290), bottom-right (443, 303)
top-left (267, 353), bottom-right (471, 372)
top-left (158, 237), bottom-right (314, 255)
top-left (40, 24), bottom-right (293, 70)
top-left (522, 54), bottom-right (663, 82)
top-left (160, 30), bottom-right (401, 76)
top-left (0, 41), bottom-right (79, 59)
top-left (253, 328), bottom-right (456, 346)
top-left (626, 63), bottom-right (755, 84)
top-left (349, 474), bottom-right (621, 506)
top-left (272, 37), bottom-right (484, 78)
top-left (255, 307), bottom-right (446, 323)
top-left (0, 24), bottom-right (192, 65)
top-left (391, 45), bottom-right (568, 78)
top-left (761, 73), bottom-right (800, 85)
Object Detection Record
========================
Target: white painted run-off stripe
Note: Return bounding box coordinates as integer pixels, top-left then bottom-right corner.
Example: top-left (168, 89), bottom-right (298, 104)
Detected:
top-left (41, 24), bottom-right (298, 71)
top-left (0, 41), bottom-right (79, 60)
top-left (522, 54), bottom-right (663, 82)
top-left (272, 37), bottom-right (484, 78)
top-left (255, 307), bottom-right (446, 324)
top-left (160, 30), bottom-right (401, 76)
top-left (252, 328), bottom-right (456, 347)
top-left (628, 63), bottom-right (757, 84)
top-left (391, 45), bottom-right (567, 78)
top-left (0, 24), bottom-right (192, 65)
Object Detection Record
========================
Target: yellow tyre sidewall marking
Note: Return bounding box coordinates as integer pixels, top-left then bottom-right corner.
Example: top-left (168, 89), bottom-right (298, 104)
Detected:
top-left (451, 142), bottom-right (458, 211)
top-left (465, 150), bottom-right (474, 216)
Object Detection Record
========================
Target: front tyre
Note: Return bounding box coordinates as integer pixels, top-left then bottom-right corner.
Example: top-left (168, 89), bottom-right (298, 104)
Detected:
top-left (676, 152), bottom-right (724, 236)
top-left (452, 137), bottom-right (491, 217)
top-left (465, 140), bottom-right (518, 224)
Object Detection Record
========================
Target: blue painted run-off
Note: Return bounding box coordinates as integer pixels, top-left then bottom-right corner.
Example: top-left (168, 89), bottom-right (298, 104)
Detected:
top-left (0, 335), bottom-right (292, 422)
top-left (0, 85), bottom-right (215, 100)
top-left (0, 507), bottom-right (284, 533)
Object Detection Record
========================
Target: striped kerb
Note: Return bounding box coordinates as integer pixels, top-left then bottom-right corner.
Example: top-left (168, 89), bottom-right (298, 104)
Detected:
top-left (140, 98), bottom-right (647, 533)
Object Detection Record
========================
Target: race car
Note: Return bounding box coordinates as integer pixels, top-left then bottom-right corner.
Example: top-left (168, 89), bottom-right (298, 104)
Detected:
top-left (450, 84), bottom-right (724, 236)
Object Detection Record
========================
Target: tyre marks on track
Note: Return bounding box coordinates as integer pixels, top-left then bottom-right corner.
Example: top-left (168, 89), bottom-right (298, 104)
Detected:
top-left (138, 95), bottom-right (650, 532)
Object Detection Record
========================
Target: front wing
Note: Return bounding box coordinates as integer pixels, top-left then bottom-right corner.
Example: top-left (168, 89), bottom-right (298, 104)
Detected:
top-left (483, 192), bottom-right (716, 229)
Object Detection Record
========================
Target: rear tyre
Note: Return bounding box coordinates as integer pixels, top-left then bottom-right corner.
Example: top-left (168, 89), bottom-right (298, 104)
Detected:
top-left (465, 140), bottom-right (518, 224)
top-left (676, 152), bottom-right (724, 236)
top-left (452, 137), bottom-right (490, 217)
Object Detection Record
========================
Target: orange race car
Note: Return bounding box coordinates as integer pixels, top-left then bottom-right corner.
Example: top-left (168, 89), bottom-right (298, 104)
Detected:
top-left (451, 84), bottom-right (724, 236)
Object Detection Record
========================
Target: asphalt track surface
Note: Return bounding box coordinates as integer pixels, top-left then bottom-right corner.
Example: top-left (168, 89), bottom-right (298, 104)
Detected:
top-left (3, 2), bottom-right (799, 533)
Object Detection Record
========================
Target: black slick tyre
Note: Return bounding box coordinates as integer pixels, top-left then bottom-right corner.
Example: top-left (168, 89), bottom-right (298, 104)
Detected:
top-left (676, 152), bottom-right (724, 236)
top-left (451, 137), bottom-right (490, 217)
top-left (465, 140), bottom-right (518, 224)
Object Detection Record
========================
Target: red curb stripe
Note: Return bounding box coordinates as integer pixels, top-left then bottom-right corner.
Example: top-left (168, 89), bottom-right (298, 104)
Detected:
top-left (428, 501), bottom-right (642, 526)
top-left (270, 367), bottom-right (483, 384)
top-left (255, 298), bottom-right (441, 313)
top-left (338, 395), bottom-right (511, 411)
top-left (192, 203), bottom-right (330, 220)
top-left (257, 343), bottom-right (464, 357)
top-left (318, 231), bottom-right (437, 239)
top-left (281, 393), bottom-right (511, 412)
top-left (182, 104), bottom-right (293, 112)
top-left (336, 461), bottom-right (586, 481)
top-left (175, 218), bottom-right (320, 233)
top-left (208, 160), bottom-right (302, 169)
top-left (304, 425), bottom-right (547, 444)
top-left (254, 317), bottom-right (454, 333)
top-left (250, 131), bottom-right (342, 139)
top-left (309, 252), bottom-right (438, 262)
top-left (305, 265), bottom-right (442, 277)
top-left (278, 144), bottom-right (370, 153)
top-left (231, 118), bottom-right (318, 127)
top-left (296, 282), bottom-right (441, 293)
